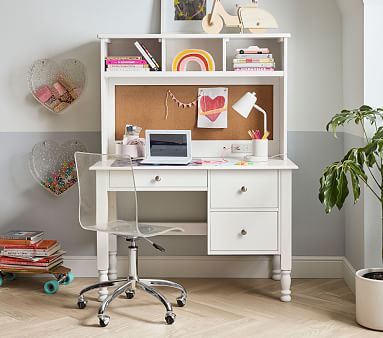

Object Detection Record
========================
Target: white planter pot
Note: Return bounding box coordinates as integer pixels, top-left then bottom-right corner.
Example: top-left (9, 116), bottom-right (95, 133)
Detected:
top-left (356, 268), bottom-right (383, 330)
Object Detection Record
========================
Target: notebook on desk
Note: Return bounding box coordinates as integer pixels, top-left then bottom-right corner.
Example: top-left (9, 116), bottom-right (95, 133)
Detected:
top-left (140, 130), bottom-right (192, 165)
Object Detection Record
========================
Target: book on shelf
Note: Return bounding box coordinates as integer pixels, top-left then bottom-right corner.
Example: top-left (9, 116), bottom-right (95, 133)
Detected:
top-left (134, 41), bottom-right (160, 71)
top-left (105, 59), bottom-right (147, 65)
top-left (106, 67), bottom-right (150, 72)
top-left (107, 64), bottom-right (149, 69)
top-left (233, 62), bottom-right (275, 69)
top-left (106, 56), bottom-right (142, 60)
top-left (233, 58), bottom-right (274, 63)
top-left (234, 67), bottom-right (275, 71)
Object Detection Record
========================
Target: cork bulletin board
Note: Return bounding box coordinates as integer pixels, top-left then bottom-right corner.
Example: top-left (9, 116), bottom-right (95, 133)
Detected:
top-left (115, 85), bottom-right (273, 140)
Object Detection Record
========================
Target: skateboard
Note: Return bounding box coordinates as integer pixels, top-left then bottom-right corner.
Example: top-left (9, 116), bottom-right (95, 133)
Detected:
top-left (0, 265), bottom-right (74, 294)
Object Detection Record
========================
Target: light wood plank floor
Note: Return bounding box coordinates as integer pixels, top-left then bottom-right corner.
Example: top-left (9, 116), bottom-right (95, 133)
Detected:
top-left (0, 277), bottom-right (380, 337)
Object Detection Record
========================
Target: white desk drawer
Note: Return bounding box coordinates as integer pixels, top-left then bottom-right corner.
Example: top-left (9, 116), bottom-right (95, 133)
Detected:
top-left (110, 170), bottom-right (207, 189)
top-left (210, 211), bottom-right (278, 252)
top-left (210, 170), bottom-right (278, 209)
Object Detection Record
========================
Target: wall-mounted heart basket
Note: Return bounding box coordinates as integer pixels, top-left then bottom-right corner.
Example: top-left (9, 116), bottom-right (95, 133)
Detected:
top-left (28, 59), bottom-right (86, 114)
top-left (29, 140), bottom-right (86, 196)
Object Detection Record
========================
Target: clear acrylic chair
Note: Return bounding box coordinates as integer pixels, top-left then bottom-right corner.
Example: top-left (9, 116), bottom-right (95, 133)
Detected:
top-left (74, 152), bottom-right (187, 327)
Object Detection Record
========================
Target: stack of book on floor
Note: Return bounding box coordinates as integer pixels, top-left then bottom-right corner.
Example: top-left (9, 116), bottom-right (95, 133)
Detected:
top-left (233, 46), bottom-right (275, 72)
top-left (0, 231), bottom-right (64, 272)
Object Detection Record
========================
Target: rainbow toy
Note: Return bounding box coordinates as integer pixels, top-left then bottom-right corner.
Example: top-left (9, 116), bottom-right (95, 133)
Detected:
top-left (172, 49), bottom-right (215, 72)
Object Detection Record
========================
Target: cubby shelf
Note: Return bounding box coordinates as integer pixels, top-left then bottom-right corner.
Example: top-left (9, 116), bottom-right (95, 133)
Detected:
top-left (99, 33), bottom-right (289, 78)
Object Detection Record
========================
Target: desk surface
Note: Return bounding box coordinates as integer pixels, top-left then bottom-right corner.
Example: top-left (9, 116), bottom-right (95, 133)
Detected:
top-left (91, 157), bottom-right (298, 171)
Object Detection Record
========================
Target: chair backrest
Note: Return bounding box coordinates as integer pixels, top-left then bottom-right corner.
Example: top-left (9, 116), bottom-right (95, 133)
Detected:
top-left (74, 152), bottom-right (140, 234)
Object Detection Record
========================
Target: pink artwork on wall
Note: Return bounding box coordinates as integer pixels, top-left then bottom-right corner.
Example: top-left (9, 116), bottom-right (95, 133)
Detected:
top-left (197, 87), bottom-right (228, 128)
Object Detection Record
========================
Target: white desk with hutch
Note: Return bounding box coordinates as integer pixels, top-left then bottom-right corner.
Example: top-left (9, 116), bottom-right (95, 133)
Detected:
top-left (97, 33), bottom-right (298, 302)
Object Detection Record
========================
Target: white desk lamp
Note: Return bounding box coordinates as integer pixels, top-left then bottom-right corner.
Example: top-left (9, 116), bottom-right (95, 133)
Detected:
top-left (232, 92), bottom-right (269, 161)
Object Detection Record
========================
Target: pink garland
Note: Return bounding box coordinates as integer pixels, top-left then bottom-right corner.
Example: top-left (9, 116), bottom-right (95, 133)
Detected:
top-left (165, 90), bottom-right (197, 119)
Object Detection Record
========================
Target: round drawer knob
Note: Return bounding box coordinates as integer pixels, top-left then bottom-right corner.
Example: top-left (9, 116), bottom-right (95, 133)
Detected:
top-left (241, 229), bottom-right (247, 236)
top-left (155, 176), bottom-right (161, 182)
top-left (241, 186), bottom-right (248, 192)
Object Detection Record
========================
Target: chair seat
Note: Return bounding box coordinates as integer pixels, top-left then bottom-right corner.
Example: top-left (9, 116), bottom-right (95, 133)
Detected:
top-left (85, 220), bottom-right (183, 238)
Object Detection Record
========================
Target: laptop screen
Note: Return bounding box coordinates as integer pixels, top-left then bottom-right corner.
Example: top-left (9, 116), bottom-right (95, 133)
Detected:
top-left (149, 133), bottom-right (188, 157)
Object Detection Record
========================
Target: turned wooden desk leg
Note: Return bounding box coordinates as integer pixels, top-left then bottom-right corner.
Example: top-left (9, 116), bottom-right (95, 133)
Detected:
top-left (108, 192), bottom-right (118, 280)
top-left (280, 270), bottom-right (292, 302)
top-left (96, 171), bottom-right (109, 301)
top-left (272, 255), bottom-right (281, 281)
top-left (97, 232), bottom-right (109, 302)
top-left (108, 235), bottom-right (118, 280)
top-left (280, 171), bottom-right (292, 302)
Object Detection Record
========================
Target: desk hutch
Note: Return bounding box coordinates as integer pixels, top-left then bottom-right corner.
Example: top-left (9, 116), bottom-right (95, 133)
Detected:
top-left (97, 33), bottom-right (298, 302)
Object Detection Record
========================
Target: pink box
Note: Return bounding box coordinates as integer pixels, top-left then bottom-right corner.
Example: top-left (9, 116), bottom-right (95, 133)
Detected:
top-left (53, 82), bottom-right (67, 96)
top-left (35, 85), bottom-right (53, 103)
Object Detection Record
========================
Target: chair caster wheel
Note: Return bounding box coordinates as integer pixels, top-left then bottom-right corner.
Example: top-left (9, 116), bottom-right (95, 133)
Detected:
top-left (176, 297), bottom-right (186, 307)
top-left (77, 299), bottom-right (87, 309)
top-left (165, 311), bottom-right (176, 325)
top-left (99, 315), bottom-right (110, 327)
top-left (125, 290), bottom-right (135, 299)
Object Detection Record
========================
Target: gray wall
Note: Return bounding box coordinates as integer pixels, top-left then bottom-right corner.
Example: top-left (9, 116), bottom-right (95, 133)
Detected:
top-left (343, 132), bottom-right (365, 269)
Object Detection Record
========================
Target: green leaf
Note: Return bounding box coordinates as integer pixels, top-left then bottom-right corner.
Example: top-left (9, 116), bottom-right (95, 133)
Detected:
top-left (360, 105), bottom-right (373, 111)
top-left (350, 171), bottom-right (361, 203)
top-left (336, 169), bottom-right (349, 210)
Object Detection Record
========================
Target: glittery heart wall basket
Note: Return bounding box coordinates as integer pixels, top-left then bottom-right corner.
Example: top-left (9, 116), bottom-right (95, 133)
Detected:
top-left (30, 140), bottom-right (86, 196)
top-left (28, 59), bottom-right (86, 114)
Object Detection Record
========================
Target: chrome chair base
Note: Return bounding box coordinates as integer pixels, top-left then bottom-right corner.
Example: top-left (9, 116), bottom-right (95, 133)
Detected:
top-left (77, 240), bottom-right (187, 327)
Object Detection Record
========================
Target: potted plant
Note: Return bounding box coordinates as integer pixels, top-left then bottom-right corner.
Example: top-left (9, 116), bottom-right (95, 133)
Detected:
top-left (319, 105), bottom-right (383, 330)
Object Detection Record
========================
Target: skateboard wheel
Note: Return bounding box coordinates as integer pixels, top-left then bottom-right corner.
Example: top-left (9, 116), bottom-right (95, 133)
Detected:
top-left (5, 272), bottom-right (16, 281)
top-left (62, 272), bottom-right (74, 285)
top-left (44, 279), bottom-right (59, 294)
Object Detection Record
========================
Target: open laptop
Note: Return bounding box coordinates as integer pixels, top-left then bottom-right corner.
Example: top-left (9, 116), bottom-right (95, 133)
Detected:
top-left (140, 130), bottom-right (192, 165)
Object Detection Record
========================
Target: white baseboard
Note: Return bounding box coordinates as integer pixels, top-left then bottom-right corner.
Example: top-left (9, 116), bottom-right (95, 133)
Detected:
top-left (63, 255), bottom-right (345, 279)
top-left (292, 256), bottom-right (344, 278)
top-left (343, 257), bottom-right (356, 293)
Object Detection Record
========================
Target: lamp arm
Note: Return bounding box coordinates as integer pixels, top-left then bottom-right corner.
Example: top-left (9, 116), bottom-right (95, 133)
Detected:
top-left (254, 104), bottom-right (268, 133)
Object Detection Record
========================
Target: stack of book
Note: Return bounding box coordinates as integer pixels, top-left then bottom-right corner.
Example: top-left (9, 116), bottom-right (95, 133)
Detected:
top-left (105, 41), bottom-right (160, 72)
top-left (105, 56), bottom-right (150, 72)
top-left (0, 231), bottom-right (64, 272)
top-left (233, 46), bottom-right (275, 72)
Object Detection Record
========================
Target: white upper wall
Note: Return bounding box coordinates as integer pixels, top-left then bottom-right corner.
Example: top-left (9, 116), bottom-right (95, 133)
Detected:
top-left (362, 0), bottom-right (383, 268)
top-left (337, 0), bottom-right (364, 138)
top-left (0, 0), bottom-right (342, 133)
top-left (364, 0), bottom-right (383, 109)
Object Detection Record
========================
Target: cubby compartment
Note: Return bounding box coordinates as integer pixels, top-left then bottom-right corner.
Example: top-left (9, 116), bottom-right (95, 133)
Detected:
top-left (165, 38), bottom-right (223, 72)
top-left (105, 38), bottom-right (162, 71)
top-left (225, 38), bottom-right (284, 72)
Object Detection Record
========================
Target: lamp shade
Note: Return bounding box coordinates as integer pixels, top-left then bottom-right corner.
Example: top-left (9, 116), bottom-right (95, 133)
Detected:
top-left (232, 92), bottom-right (258, 119)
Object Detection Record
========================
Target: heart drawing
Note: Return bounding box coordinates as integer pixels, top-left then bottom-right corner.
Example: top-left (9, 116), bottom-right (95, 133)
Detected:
top-left (199, 95), bottom-right (226, 122)
top-left (30, 140), bottom-right (87, 196)
top-left (28, 59), bottom-right (86, 114)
